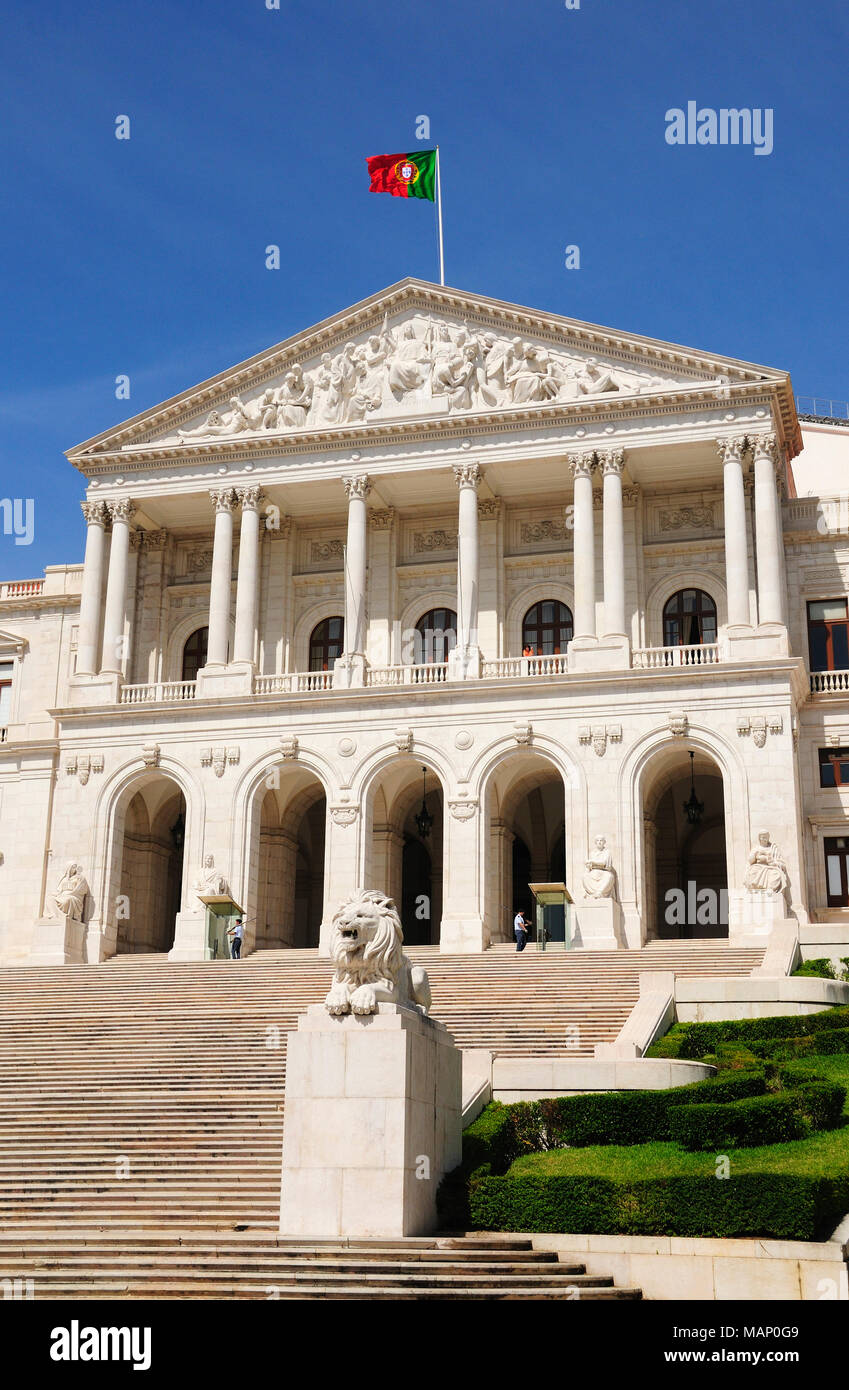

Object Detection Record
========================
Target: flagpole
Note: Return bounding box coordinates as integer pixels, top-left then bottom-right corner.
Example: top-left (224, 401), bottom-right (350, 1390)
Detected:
top-left (435, 145), bottom-right (445, 286)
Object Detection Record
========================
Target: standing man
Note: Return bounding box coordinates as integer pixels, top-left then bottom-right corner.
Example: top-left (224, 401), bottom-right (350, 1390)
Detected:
top-left (513, 908), bottom-right (530, 952)
top-left (227, 917), bottom-right (244, 960)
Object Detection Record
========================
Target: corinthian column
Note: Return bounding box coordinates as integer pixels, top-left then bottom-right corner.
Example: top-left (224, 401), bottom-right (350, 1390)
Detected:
top-left (333, 475), bottom-right (370, 688)
top-left (76, 500), bottom-right (108, 676)
top-left (232, 486), bottom-right (264, 667)
top-left (751, 434), bottom-right (786, 628)
top-left (100, 498), bottom-right (135, 674)
top-left (450, 462), bottom-right (482, 678)
top-left (569, 452), bottom-right (597, 642)
top-left (600, 449), bottom-right (626, 639)
top-left (717, 437), bottom-right (751, 630)
top-left (206, 489), bottom-right (237, 667)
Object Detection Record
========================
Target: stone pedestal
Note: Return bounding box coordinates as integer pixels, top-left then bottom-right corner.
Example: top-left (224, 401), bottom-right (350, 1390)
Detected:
top-left (195, 665), bottom-right (253, 698)
top-left (67, 672), bottom-right (121, 708)
top-left (333, 653), bottom-right (368, 689)
top-left (729, 893), bottom-right (790, 944)
top-left (574, 898), bottom-right (625, 950)
top-left (168, 909), bottom-right (207, 961)
top-left (29, 914), bottom-right (86, 965)
top-left (447, 646), bottom-right (482, 681)
top-left (568, 636), bottom-right (630, 673)
top-left (279, 1003), bottom-right (462, 1239)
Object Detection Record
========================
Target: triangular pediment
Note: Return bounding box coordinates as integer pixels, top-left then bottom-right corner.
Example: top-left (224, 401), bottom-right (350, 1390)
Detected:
top-left (67, 279), bottom-right (797, 463)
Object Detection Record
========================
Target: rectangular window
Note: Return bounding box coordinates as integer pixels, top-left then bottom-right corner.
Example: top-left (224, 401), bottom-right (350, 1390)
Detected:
top-left (819, 748), bottom-right (849, 787)
top-left (0, 661), bottom-right (12, 726)
top-left (824, 836), bottom-right (849, 906)
top-left (808, 599), bottom-right (849, 672)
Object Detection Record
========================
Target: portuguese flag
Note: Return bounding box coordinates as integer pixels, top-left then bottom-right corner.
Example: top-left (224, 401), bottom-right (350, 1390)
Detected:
top-left (366, 149), bottom-right (436, 201)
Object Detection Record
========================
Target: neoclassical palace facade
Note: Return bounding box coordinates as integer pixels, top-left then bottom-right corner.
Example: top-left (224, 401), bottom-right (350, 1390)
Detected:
top-left (1, 279), bottom-right (848, 965)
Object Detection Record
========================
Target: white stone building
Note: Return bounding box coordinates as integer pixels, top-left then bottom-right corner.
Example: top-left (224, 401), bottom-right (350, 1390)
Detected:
top-left (1, 279), bottom-right (848, 966)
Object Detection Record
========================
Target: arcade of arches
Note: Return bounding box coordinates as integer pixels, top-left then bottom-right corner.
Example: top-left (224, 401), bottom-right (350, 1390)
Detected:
top-left (366, 760), bottom-right (444, 945)
top-left (486, 753), bottom-right (567, 940)
top-left (253, 770), bottom-right (326, 949)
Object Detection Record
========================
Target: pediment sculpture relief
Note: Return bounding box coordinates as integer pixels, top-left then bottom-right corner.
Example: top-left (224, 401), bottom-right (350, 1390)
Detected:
top-left (157, 313), bottom-right (693, 444)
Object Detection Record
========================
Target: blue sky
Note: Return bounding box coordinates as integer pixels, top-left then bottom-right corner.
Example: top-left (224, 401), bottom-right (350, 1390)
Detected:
top-left (1, 0), bottom-right (847, 577)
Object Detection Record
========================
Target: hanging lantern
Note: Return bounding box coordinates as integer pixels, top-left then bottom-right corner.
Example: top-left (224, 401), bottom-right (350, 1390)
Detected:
top-left (683, 751), bottom-right (704, 826)
top-left (414, 766), bottom-right (433, 840)
top-left (170, 810), bottom-right (185, 851)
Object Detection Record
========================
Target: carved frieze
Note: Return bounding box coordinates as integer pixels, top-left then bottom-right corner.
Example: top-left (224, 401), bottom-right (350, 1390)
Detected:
top-left (413, 529), bottom-right (457, 555)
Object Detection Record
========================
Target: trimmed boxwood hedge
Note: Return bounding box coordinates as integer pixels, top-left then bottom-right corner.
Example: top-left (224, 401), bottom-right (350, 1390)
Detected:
top-left (651, 1006), bottom-right (849, 1061)
top-left (467, 1173), bottom-right (849, 1242)
top-left (669, 1092), bottom-right (807, 1151)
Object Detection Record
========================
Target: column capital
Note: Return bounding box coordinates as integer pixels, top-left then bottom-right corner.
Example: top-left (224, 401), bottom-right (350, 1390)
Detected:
top-left (234, 484), bottom-right (265, 511)
top-left (80, 500), bottom-right (107, 528)
top-left (749, 432), bottom-right (779, 464)
top-left (342, 474), bottom-right (371, 501)
top-left (716, 436), bottom-right (748, 465)
top-left (209, 487), bottom-right (238, 513)
top-left (478, 497), bottom-right (502, 520)
top-left (105, 497), bottom-right (136, 526)
top-left (453, 461), bottom-right (481, 490)
top-left (599, 448), bottom-right (626, 476)
top-left (568, 451), bottom-right (595, 480)
top-left (368, 507), bottom-right (395, 531)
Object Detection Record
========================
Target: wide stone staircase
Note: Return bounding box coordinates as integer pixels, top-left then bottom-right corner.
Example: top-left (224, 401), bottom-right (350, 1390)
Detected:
top-left (0, 943), bottom-right (762, 1298)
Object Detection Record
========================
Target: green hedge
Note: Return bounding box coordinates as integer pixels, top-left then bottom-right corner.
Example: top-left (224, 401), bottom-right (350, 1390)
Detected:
top-left (653, 1006), bottom-right (849, 1061)
top-left (669, 1092), bottom-right (808, 1151)
top-left (467, 1173), bottom-right (849, 1242)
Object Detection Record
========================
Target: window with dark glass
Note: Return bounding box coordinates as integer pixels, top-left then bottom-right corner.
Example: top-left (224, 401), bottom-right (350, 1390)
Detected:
top-left (521, 601), bottom-right (573, 655)
top-left (824, 836), bottom-right (849, 906)
top-left (807, 599), bottom-right (849, 672)
top-left (0, 661), bottom-right (12, 727)
top-left (414, 608), bottom-right (457, 664)
top-left (819, 748), bottom-right (849, 788)
top-left (181, 628), bottom-right (208, 682)
top-left (663, 589), bottom-right (717, 646)
top-left (309, 616), bottom-right (344, 671)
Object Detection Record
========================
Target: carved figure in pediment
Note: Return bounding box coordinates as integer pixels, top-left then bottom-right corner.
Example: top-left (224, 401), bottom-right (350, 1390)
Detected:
top-left (506, 340), bottom-right (561, 404)
top-left (387, 320), bottom-right (431, 396)
top-left (577, 358), bottom-right (621, 396)
top-left (178, 396), bottom-right (255, 440)
top-left (274, 365), bottom-right (313, 429)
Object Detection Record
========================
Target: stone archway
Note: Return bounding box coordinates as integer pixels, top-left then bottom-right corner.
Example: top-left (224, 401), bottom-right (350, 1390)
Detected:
top-left (365, 759), bottom-right (445, 945)
top-left (250, 768), bottom-right (328, 949)
top-left (642, 747), bottom-right (728, 940)
top-left (484, 750), bottom-right (568, 942)
top-left (114, 775), bottom-right (186, 953)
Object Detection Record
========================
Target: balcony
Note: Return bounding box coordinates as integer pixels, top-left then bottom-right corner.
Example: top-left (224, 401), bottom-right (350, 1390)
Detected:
top-left (810, 670), bottom-right (849, 695)
top-left (632, 643), bottom-right (721, 669)
top-left (103, 642), bottom-right (736, 709)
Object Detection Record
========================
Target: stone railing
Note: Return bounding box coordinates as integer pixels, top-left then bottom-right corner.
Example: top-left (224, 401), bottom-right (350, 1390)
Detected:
top-left (119, 680), bottom-right (198, 705)
top-left (0, 579), bottom-right (44, 600)
top-left (632, 643), bottom-right (721, 670)
top-left (810, 669), bottom-right (849, 694)
top-left (254, 670), bottom-right (334, 694)
top-left (366, 663), bottom-right (449, 687)
top-left (482, 654), bottom-right (569, 678)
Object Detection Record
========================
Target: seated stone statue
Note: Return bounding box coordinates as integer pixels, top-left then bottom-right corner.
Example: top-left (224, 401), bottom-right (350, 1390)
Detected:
top-left (51, 862), bottom-right (89, 921)
top-left (193, 854), bottom-right (230, 898)
top-left (582, 835), bottom-right (617, 899)
top-left (743, 830), bottom-right (789, 897)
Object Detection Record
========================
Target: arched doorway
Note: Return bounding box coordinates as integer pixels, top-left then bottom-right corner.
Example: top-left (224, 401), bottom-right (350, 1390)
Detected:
top-left (253, 769), bottom-right (327, 948)
top-left (181, 626), bottom-right (208, 681)
top-left (309, 617), bottom-right (344, 672)
top-left (663, 589), bottom-right (717, 647)
top-left (643, 748), bottom-right (728, 939)
top-left (486, 752), bottom-right (567, 942)
top-left (414, 608), bottom-right (457, 664)
top-left (366, 761), bottom-right (444, 944)
top-left (115, 776), bottom-right (186, 953)
top-left (522, 600), bottom-right (573, 655)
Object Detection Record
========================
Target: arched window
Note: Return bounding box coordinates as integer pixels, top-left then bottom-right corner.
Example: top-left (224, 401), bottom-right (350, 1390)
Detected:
top-left (181, 627), bottom-right (208, 682)
top-left (414, 608), bottom-right (457, 664)
top-left (663, 589), bottom-right (717, 647)
top-left (309, 616), bottom-right (344, 671)
top-left (521, 601), bottom-right (573, 656)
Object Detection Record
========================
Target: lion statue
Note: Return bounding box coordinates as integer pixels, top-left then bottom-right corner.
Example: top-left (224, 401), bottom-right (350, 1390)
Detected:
top-left (324, 889), bottom-right (432, 1017)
